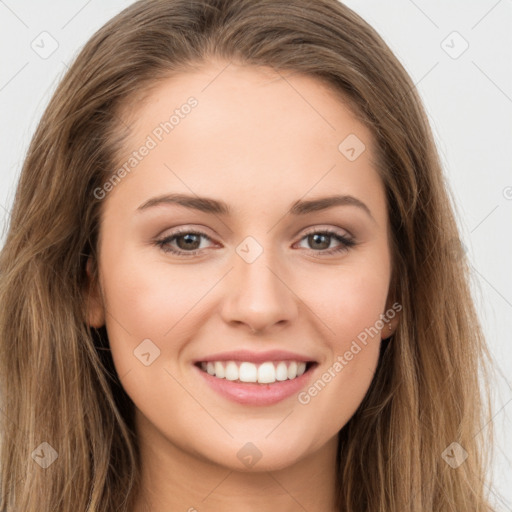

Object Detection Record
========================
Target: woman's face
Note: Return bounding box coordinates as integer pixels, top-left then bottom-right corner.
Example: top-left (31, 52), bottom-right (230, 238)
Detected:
top-left (87, 61), bottom-right (397, 472)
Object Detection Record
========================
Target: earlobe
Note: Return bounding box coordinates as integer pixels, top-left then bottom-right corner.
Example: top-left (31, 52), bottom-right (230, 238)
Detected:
top-left (382, 316), bottom-right (399, 339)
top-left (85, 257), bottom-right (106, 328)
top-left (382, 295), bottom-right (401, 340)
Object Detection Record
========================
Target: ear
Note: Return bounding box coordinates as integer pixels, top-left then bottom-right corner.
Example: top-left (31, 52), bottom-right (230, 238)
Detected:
top-left (381, 302), bottom-right (401, 339)
top-left (85, 256), bottom-right (106, 328)
top-left (382, 276), bottom-right (401, 339)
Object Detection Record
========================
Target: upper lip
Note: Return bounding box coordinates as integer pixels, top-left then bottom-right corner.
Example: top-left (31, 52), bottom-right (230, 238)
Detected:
top-left (194, 349), bottom-right (317, 365)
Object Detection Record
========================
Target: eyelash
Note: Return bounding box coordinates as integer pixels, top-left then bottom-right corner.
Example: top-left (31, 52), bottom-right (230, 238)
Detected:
top-left (154, 227), bottom-right (356, 257)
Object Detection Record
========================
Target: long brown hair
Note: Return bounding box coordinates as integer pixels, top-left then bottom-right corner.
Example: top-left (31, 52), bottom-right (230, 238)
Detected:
top-left (0, 0), bottom-right (498, 510)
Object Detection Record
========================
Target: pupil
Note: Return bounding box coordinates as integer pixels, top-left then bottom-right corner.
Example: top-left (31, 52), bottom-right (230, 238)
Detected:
top-left (310, 233), bottom-right (329, 250)
top-left (178, 234), bottom-right (200, 250)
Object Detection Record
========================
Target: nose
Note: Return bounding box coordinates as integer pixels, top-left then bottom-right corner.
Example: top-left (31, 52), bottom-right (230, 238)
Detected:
top-left (220, 249), bottom-right (299, 335)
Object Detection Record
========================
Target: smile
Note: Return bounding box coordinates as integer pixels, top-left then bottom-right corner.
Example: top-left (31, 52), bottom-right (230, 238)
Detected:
top-left (193, 358), bottom-right (318, 406)
top-left (197, 360), bottom-right (314, 384)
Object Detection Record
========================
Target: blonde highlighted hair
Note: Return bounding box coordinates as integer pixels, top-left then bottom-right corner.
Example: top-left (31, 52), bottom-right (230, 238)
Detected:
top-left (0, 0), bottom-right (497, 510)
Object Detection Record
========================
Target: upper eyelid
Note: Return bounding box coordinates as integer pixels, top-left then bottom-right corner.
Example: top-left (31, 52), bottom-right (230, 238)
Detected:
top-left (159, 225), bottom-right (352, 241)
top-left (300, 225), bottom-right (352, 238)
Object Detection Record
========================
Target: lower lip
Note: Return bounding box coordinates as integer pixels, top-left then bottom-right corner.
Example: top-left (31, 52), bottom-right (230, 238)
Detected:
top-left (193, 363), bottom-right (317, 406)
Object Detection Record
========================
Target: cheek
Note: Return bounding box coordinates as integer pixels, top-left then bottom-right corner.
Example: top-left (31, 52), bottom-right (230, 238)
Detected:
top-left (99, 245), bottom-right (223, 383)
top-left (307, 260), bottom-right (391, 346)
top-left (99, 254), bottom-right (206, 409)
top-left (295, 271), bottom-right (388, 435)
top-left (102, 253), bottom-right (209, 336)
top-left (323, 273), bottom-right (386, 378)
top-left (298, 257), bottom-right (390, 411)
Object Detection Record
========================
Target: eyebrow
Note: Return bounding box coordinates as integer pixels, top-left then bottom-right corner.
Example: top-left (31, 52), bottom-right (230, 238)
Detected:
top-left (136, 193), bottom-right (375, 222)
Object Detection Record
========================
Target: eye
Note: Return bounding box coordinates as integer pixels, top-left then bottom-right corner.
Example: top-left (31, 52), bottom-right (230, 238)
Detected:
top-left (154, 227), bottom-right (356, 257)
top-left (154, 228), bottom-right (214, 256)
top-left (295, 228), bottom-right (356, 256)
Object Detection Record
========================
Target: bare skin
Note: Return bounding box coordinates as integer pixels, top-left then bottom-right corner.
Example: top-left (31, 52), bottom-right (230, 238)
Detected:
top-left (86, 60), bottom-right (399, 512)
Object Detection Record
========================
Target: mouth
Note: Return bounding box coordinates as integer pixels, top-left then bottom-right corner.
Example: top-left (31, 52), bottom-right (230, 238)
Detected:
top-left (194, 360), bottom-right (318, 385)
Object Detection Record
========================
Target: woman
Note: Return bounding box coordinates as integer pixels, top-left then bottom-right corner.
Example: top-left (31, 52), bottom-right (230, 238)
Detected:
top-left (0, 0), bottom-right (497, 510)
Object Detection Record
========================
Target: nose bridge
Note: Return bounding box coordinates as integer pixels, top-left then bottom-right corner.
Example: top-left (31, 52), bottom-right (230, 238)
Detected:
top-left (221, 236), bottom-right (297, 332)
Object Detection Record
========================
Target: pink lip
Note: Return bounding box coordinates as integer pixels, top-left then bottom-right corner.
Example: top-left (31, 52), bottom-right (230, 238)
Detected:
top-left (193, 349), bottom-right (316, 364)
top-left (192, 361), bottom-right (318, 406)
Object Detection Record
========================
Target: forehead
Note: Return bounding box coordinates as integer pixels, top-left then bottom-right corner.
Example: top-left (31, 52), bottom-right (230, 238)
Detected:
top-left (105, 62), bottom-right (385, 223)
top-left (119, 61), bottom-right (376, 159)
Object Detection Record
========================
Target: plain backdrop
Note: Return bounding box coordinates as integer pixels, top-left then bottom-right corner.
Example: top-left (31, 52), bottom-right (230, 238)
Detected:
top-left (1, 0), bottom-right (511, 509)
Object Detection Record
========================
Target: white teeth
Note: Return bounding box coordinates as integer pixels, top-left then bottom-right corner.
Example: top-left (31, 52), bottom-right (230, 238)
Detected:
top-left (225, 361), bottom-right (238, 381)
top-left (198, 360), bottom-right (311, 384)
top-left (214, 361), bottom-right (225, 379)
top-left (258, 362), bottom-right (276, 384)
top-left (287, 361), bottom-right (298, 379)
top-left (239, 362), bottom-right (258, 383)
top-left (275, 362), bottom-right (288, 381)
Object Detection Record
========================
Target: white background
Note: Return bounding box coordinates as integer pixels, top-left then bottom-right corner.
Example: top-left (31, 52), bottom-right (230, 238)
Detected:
top-left (0, 0), bottom-right (511, 509)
